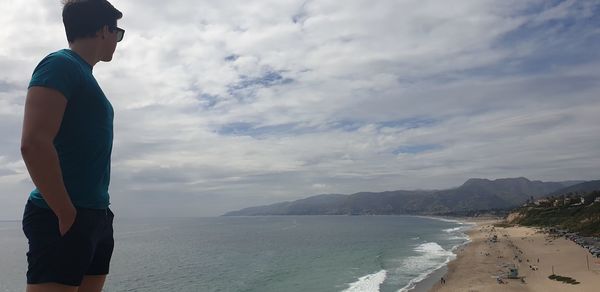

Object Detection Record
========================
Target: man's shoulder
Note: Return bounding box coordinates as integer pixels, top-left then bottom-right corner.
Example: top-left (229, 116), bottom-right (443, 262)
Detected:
top-left (31, 49), bottom-right (87, 80)
top-left (29, 50), bottom-right (85, 100)
top-left (38, 49), bottom-right (79, 68)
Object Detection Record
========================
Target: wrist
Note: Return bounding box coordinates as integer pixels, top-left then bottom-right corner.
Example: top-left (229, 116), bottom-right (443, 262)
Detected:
top-left (55, 204), bottom-right (76, 219)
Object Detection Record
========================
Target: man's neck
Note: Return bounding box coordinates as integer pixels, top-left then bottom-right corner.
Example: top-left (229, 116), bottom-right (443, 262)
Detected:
top-left (68, 40), bottom-right (101, 68)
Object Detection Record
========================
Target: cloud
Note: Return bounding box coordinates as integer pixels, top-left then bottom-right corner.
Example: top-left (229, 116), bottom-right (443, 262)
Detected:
top-left (0, 0), bottom-right (599, 218)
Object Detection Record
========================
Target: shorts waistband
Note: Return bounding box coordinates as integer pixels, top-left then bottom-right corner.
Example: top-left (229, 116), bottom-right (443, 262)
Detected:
top-left (77, 207), bottom-right (112, 217)
top-left (27, 200), bottom-right (112, 216)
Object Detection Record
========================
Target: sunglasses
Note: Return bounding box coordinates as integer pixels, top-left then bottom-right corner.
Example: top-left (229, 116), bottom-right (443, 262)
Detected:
top-left (110, 26), bottom-right (125, 42)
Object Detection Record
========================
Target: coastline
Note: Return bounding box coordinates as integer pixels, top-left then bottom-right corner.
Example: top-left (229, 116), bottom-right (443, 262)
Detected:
top-left (429, 220), bottom-right (600, 292)
top-left (400, 216), bottom-right (481, 292)
top-left (410, 265), bottom-right (447, 292)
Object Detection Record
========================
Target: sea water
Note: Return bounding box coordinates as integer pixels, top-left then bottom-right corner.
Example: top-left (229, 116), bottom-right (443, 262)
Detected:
top-left (0, 215), bottom-right (471, 292)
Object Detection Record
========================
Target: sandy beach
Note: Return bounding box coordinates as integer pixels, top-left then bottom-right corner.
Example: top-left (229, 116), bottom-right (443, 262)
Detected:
top-left (430, 221), bottom-right (600, 292)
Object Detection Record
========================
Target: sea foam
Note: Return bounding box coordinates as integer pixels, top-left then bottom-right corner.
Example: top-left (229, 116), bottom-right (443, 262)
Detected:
top-left (443, 227), bottom-right (461, 233)
top-left (414, 216), bottom-right (466, 224)
top-left (341, 269), bottom-right (387, 292)
top-left (414, 242), bottom-right (453, 255)
top-left (444, 226), bottom-right (471, 241)
top-left (397, 242), bottom-right (455, 292)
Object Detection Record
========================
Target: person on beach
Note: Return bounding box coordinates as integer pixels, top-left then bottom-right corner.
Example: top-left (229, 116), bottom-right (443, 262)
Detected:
top-left (20, 1), bottom-right (124, 291)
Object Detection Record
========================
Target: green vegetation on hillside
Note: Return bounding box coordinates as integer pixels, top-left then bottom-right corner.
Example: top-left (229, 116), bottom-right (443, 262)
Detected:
top-left (513, 190), bottom-right (600, 236)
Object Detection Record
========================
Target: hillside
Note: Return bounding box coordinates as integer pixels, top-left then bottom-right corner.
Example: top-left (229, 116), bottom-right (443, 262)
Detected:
top-left (223, 177), bottom-right (576, 216)
top-left (547, 180), bottom-right (600, 196)
top-left (509, 185), bottom-right (600, 236)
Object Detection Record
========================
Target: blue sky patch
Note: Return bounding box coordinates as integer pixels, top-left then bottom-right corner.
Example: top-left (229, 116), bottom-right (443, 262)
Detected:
top-left (329, 120), bottom-right (364, 132)
top-left (227, 70), bottom-right (295, 102)
top-left (378, 118), bottom-right (437, 130)
top-left (393, 144), bottom-right (441, 155)
top-left (231, 71), bottom-right (294, 91)
top-left (218, 122), bottom-right (316, 138)
top-left (325, 118), bottom-right (438, 133)
top-left (197, 93), bottom-right (219, 109)
top-left (224, 54), bottom-right (239, 62)
top-left (478, 0), bottom-right (600, 78)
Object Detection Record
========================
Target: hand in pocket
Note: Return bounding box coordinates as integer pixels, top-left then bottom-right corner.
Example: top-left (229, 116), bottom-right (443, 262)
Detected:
top-left (58, 208), bottom-right (77, 237)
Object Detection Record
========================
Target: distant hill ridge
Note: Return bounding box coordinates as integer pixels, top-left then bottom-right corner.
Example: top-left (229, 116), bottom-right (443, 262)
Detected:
top-left (547, 180), bottom-right (600, 196)
top-left (223, 177), bottom-right (588, 216)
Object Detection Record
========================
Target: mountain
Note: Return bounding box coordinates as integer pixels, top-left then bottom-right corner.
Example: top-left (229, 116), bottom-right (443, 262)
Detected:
top-left (425, 177), bottom-right (568, 212)
top-left (223, 177), bottom-right (575, 216)
top-left (556, 180), bottom-right (587, 188)
top-left (224, 194), bottom-right (348, 216)
top-left (546, 180), bottom-right (600, 197)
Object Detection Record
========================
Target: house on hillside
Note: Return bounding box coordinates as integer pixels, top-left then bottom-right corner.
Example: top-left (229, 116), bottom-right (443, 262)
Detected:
top-left (595, 197), bottom-right (600, 203)
top-left (534, 199), bottom-right (549, 206)
top-left (572, 197), bottom-right (585, 206)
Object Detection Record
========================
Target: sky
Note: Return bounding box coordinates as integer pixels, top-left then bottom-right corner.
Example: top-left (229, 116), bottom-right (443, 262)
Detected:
top-left (0, 0), bottom-right (599, 219)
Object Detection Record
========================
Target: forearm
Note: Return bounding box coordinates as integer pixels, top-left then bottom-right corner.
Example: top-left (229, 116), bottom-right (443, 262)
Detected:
top-left (21, 141), bottom-right (74, 216)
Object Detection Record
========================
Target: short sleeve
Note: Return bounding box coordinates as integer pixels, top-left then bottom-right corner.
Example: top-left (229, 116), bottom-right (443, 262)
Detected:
top-left (28, 54), bottom-right (81, 101)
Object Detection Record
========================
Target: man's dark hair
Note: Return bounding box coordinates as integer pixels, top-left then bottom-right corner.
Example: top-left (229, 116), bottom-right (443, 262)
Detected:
top-left (62, 0), bottom-right (123, 43)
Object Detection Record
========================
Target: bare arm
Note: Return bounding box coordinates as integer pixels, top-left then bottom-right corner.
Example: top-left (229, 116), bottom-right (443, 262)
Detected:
top-left (21, 86), bottom-right (76, 236)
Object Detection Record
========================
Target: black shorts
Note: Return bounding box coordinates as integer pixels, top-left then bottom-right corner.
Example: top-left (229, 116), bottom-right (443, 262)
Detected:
top-left (22, 199), bottom-right (115, 286)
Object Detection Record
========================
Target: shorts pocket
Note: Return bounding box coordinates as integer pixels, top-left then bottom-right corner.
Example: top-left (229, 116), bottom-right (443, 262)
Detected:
top-left (59, 211), bottom-right (84, 239)
top-left (22, 203), bottom-right (61, 257)
top-left (22, 201), bottom-right (55, 232)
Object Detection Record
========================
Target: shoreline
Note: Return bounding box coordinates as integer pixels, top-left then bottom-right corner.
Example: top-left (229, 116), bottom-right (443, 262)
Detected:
top-left (426, 220), bottom-right (491, 292)
top-left (342, 215), bottom-right (481, 292)
top-left (401, 216), bottom-right (483, 292)
top-left (410, 265), bottom-right (448, 292)
top-left (429, 221), bottom-right (600, 292)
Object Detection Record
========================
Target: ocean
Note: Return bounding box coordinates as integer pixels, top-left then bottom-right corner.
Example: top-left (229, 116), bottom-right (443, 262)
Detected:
top-left (0, 215), bottom-right (471, 292)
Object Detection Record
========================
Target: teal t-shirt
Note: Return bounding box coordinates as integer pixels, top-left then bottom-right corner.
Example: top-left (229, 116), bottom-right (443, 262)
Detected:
top-left (28, 49), bottom-right (114, 209)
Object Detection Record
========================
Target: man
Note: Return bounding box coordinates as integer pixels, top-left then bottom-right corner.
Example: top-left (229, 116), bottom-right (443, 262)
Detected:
top-left (20, 1), bottom-right (124, 291)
